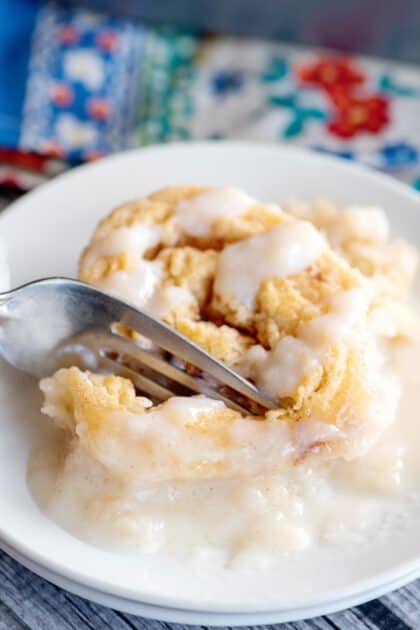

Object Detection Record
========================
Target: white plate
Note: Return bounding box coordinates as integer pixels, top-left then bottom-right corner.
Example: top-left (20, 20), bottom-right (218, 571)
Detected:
top-left (4, 538), bottom-right (420, 626)
top-left (1, 142), bottom-right (420, 624)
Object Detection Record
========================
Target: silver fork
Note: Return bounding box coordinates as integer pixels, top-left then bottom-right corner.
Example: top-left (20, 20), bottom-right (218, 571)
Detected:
top-left (0, 277), bottom-right (276, 414)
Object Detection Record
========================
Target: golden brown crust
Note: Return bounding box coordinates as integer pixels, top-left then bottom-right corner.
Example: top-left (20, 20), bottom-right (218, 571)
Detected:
top-left (157, 246), bottom-right (218, 308)
top-left (212, 205), bottom-right (286, 243)
top-left (79, 252), bottom-right (131, 284)
top-left (254, 251), bottom-right (363, 346)
top-left (74, 186), bottom-right (418, 445)
top-left (175, 318), bottom-right (254, 365)
top-left (79, 186), bottom-right (209, 282)
top-left (40, 366), bottom-right (152, 434)
top-left (285, 199), bottom-right (418, 300)
top-left (147, 185), bottom-right (209, 205)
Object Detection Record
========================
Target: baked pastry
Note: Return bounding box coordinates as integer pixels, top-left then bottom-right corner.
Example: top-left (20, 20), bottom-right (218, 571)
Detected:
top-left (40, 186), bottom-right (418, 482)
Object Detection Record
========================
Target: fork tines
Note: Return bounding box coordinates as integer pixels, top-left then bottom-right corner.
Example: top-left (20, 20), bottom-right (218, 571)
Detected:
top-left (74, 320), bottom-right (276, 415)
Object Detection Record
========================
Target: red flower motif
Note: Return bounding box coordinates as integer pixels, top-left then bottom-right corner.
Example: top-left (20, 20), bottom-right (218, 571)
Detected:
top-left (298, 57), bottom-right (365, 93)
top-left (0, 172), bottom-right (20, 188)
top-left (50, 83), bottom-right (74, 107)
top-left (328, 94), bottom-right (389, 138)
top-left (83, 150), bottom-right (104, 161)
top-left (87, 99), bottom-right (112, 120)
top-left (0, 149), bottom-right (46, 171)
top-left (42, 140), bottom-right (64, 158)
top-left (57, 26), bottom-right (80, 46)
top-left (96, 30), bottom-right (120, 53)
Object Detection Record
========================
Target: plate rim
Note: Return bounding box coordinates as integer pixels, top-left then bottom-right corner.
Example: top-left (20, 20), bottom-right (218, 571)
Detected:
top-left (1, 140), bottom-right (420, 223)
top-left (0, 140), bottom-right (420, 614)
top-left (3, 536), bottom-right (420, 625)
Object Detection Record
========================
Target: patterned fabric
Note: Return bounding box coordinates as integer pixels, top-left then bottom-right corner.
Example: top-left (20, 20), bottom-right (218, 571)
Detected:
top-left (182, 39), bottom-right (420, 183)
top-left (135, 28), bottom-right (198, 145)
top-left (1, 1), bottom-right (420, 190)
top-left (20, 4), bottom-right (144, 161)
top-left (1, 4), bottom-right (420, 628)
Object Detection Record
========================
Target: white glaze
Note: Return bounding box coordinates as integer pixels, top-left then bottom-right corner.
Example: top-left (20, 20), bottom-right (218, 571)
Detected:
top-left (298, 289), bottom-right (368, 351)
top-left (144, 285), bottom-right (195, 319)
top-left (327, 206), bottom-right (389, 247)
top-left (238, 337), bottom-right (320, 400)
top-left (175, 187), bottom-right (256, 237)
top-left (238, 289), bottom-right (369, 399)
top-left (97, 259), bottom-right (163, 307)
top-left (85, 223), bottom-right (161, 266)
top-left (214, 221), bottom-right (326, 309)
top-left (85, 223), bottom-right (165, 308)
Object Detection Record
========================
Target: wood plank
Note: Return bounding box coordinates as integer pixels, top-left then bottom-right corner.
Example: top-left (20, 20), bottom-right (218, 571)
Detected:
top-left (1, 546), bottom-right (420, 629)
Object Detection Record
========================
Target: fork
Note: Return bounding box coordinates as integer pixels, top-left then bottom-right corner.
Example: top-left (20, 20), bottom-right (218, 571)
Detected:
top-left (0, 277), bottom-right (276, 414)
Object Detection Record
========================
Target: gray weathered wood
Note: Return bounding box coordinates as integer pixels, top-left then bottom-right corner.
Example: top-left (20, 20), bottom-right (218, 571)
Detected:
top-left (0, 550), bottom-right (418, 629)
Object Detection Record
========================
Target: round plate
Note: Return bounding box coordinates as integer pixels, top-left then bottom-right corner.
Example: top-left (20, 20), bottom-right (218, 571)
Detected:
top-left (1, 142), bottom-right (420, 623)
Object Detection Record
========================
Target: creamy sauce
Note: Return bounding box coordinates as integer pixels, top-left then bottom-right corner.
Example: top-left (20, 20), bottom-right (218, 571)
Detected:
top-left (25, 189), bottom-right (420, 569)
top-left (28, 338), bottom-right (420, 568)
top-left (214, 221), bottom-right (326, 309)
top-left (327, 206), bottom-right (389, 247)
top-left (38, 383), bottom-right (340, 482)
top-left (175, 187), bottom-right (256, 237)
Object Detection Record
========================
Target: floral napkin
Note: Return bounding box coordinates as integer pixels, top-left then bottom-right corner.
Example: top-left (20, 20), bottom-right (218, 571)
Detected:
top-left (1, 0), bottom-right (420, 190)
